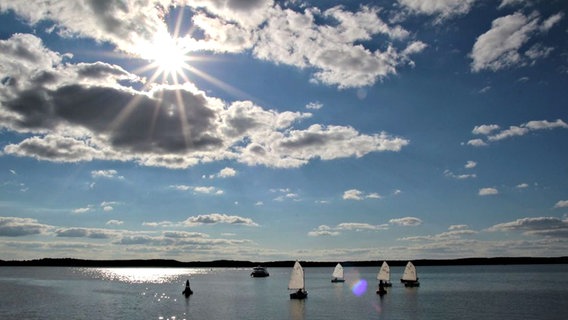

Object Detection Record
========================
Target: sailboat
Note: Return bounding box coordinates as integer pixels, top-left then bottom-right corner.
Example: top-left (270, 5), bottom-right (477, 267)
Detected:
top-left (400, 261), bottom-right (420, 287)
top-left (377, 261), bottom-right (392, 287)
top-left (288, 261), bottom-right (308, 299)
top-left (331, 263), bottom-right (345, 283)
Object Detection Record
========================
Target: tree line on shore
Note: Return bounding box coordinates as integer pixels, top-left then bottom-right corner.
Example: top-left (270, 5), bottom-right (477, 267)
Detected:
top-left (1, 256), bottom-right (566, 267)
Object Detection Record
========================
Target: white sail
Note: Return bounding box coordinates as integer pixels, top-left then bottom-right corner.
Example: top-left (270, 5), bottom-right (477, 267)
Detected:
top-left (401, 261), bottom-right (417, 281)
top-left (377, 261), bottom-right (390, 281)
top-left (332, 263), bottom-right (344, 279)
top-left (288, 261), bottom-right (305, 290)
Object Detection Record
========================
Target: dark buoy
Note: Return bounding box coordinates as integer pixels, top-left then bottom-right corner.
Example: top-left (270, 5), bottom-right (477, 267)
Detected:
top-left (182, 279), bottom-right (193, 297)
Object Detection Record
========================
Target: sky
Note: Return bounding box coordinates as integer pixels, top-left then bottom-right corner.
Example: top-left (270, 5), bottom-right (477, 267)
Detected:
top-left (0, 0), bottom-right (567, 262)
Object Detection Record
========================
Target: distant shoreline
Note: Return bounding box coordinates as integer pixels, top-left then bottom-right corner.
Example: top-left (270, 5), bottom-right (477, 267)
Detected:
top-left (1, 256), bottom-right (566, 267)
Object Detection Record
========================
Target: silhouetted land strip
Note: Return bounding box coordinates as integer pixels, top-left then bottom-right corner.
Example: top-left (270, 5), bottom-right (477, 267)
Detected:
top-left (1, 256), bottom-right (567, 267)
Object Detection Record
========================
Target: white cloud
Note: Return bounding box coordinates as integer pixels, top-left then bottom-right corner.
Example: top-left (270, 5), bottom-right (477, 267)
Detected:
top-left (479, 187), bottom-right (499, 196)
top-left (342, 189), bottom-right (361, 200)
top-left (466, 139), bottom-right (488, 147)
top-left (444, 169), bottom-right (476, 180)
top-left (389, 217), bottom-right (422, 226)
top-left (72, 206), bottom-right (93, 214)
top-left (0, 32), bottom-right (410, 169)
top-left (217, 167), bottom-right (237, 178)
top-left (498, 0), bottom-right (525, 9)
top-left (0, 216), bottom-right (51, 236)
top-left (554, 200), bottom-right (568, 208)
top-left (308, 225), bottom-right (340, 237)
top-left (473, 124), bottom-right (500, 135)
top-left (170, 185), bottom-right (191, 191)
top-left (470, 11), bottom-right (563, 72)
top-left (516, 183), bottom-right (529, 189)
top-left (486, 216), bottom-right (568, 238)
top-left (342, 189), bottom-right (383, 200)
top-left (169, 185), bottom-right (223, 195)
top-left (336, 222), bottom-right (389, 231)
top-left (540, 12), bottom-right (564, 32)
top-left (0, 2), bottom-right (426, 89)
top-left (193, 186), bottom-right (224, 195)
top-left (307, 222), bottom-right (388, 236)
top-left (306, 102), bottom-right (323, 110)
top-left (253, 5), bottom-right (424, 88)
top-left (91, 170), bottom-right (124, 179)
top-left (181, 213), bottom-right (259, 227)
top-left (106, 220), bottom-right (124, 226)
top-left (468, 119), bottom-right (567, 146)
top-left (398, 0), bottom-right (477, 19)
top-left (465, 161), bottom-right (477, 169)
top-left (55, 227), bottom-right (118, 239)
top-left (208, 167), bottom-right (237, 179)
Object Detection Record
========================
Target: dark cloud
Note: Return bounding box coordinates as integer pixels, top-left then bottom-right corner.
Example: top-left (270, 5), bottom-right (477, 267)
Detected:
top-left (4, 135), bottom-right (98, 162)
top-left (1, 33), bottom-right (409, 168)
top-left (0, 217), bottom-right (51, 237)
top-left (487, 217), bottom-right (568, 238)
top-left (55, 227), bottom-right (114, 239)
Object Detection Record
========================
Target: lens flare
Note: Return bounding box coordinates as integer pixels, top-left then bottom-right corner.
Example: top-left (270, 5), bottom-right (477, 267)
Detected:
top-left (351, 279), bottom-right (367, 296)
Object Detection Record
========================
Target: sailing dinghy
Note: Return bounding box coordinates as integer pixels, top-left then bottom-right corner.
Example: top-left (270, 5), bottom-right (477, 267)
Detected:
top-left (376, 261), bottom-right (391, 295)
top-left (288, 261), bottom-right (308, 299)
top-left (400, 261), bottom-right (420, 287)
top-left (377, 261), bottom-right (392, 287)
top-left (331, 263), bottom-right (345, 283)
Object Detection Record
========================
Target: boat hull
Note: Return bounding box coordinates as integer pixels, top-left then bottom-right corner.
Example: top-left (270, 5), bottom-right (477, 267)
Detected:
top-left (290, 291), bottom-right (308, 299)
top-left (331, 278), bottom-right (345, 283)
top-left (401, 280), bottom-right (420, 287)
top-left (251, 266), bottom-right (269, 277)
top-left (251, 272), bottom-right (269, 277)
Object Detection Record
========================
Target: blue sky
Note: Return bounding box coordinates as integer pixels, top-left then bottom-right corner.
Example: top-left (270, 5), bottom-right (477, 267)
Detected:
top-left (0, 0), bottom-right (567, 261)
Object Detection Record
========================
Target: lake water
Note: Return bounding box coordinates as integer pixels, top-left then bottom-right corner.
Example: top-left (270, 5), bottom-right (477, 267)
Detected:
top-left (1, 264), bottom-right (567, 319)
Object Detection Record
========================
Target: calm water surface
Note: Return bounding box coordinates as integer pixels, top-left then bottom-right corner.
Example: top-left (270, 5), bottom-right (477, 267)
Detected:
top-left (1, 264), bottom-right (567, 319)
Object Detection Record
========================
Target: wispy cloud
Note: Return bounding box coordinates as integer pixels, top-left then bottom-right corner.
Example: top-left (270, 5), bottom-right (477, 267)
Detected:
top-left (399, 225), bottom-right (478, 241)
top-left (444, 169), bottom-right (476, 180)
top-left (72, 206), bottom-right (94, 214)
top-left (170, 185), bottom-right (224, 195)
top-left (306, 102), bottom-right (323, 110)
top-left (308, 222), bottom-right (388, 237)
top-left (467, 119), bottom-right (567, 146)
top-left (465, 161), bottom-right (477, 169)
top-left (145, 213), bottom-right (259, 228)
top-left (309, 217), bottom-right (421, 237)
top-left (91, 170), bottom-right (124, 180)
top-left (479, 187), bottom-right (499, 196)
top-left (206, 167), bottom-right (237, 179)
top-left (486, 217), bottom-right (568, 238)
top-left (342, 189), bottom-right (382, 200)
top-left (389, 217), bottom-right (422, 227)
top-left (106, 220), bottom-right (124, 226)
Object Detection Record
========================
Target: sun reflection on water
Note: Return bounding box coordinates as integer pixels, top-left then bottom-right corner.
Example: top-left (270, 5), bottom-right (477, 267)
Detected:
top-left (78, 268), bottom-right (209, 284)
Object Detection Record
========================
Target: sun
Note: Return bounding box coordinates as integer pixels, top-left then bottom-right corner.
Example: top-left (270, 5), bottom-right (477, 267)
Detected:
top-left (138, 30), bottom-right (192, 85)
top-left (152, 33), bottom-right (187, 75)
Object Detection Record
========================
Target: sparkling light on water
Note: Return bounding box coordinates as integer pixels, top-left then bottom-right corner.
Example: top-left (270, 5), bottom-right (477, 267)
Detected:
top-left (351, 279), bottom-right (367, 296)
top-left (78, 268), bottom-right (209, 283)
